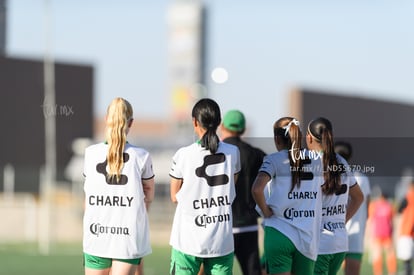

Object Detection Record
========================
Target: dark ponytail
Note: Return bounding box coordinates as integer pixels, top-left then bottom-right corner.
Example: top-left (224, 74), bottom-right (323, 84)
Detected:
top-left (308, 117), bottom-right (341, 195)
top-left (274, 117), bottom-right (303, 191)
top-left (192, 98), bottom-right (221, 154)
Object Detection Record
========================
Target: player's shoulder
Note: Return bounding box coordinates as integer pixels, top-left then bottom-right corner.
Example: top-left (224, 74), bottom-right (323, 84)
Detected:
top-left (354, 171), bottom-right (370, 188)
top-left (241, 140), bottom-right (266, 156)
top-left (267, 150), bottom-right (287, 160)
top-left (335, 153), bottom-right (348, 166)
top-left (219, 141), bottom-right (239, 153)
top-left (259, 151), bottom-right (287, 169)
top-left (125, 143), bottom-right (151, 157)
top-left (172, 143), bottom-right (200, 158)
top-left (85, 142), bottom-right (106, 154)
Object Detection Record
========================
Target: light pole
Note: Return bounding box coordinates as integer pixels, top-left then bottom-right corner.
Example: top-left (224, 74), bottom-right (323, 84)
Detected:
top-left (39, 0), bottom-right (56, 255)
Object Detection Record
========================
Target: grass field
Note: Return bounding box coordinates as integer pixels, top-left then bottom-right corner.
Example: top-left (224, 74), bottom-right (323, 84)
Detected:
top-left (2, 242), bottom-right (412, 275)
top-left (0, 242), bottom-right (243, 275)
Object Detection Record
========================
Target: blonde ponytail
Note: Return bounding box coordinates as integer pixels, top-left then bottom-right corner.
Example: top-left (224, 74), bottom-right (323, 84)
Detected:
top-left (105, 98), bottom-right (133, 183)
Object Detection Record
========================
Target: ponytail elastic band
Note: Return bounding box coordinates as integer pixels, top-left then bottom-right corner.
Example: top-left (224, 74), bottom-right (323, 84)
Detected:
top-left (283, 118), bottom-right (300, 136)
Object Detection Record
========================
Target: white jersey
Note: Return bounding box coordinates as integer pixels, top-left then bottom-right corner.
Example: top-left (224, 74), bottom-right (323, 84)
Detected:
top-left (83, 142), bottom-right (154, 259)
top-left (318, 154), bottom-right (357, 255)
top-left (259, 149), bottom-right (324, 261)
top-left (346, 172), bottom-right (371, 253)
top-left (169, 142), bottom-right (241, 257)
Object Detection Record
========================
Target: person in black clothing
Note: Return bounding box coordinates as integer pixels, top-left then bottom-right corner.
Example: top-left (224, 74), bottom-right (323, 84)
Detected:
top-left (221, 110), bottom-right (266, 275)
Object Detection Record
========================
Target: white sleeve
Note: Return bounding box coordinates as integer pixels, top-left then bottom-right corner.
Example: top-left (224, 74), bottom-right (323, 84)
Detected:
top-left (169, 149), bottom-right (183, 179)
top-left (141, 152), bottom-right (154, 180)
top-left (259, 154), bottom-right (275, 178)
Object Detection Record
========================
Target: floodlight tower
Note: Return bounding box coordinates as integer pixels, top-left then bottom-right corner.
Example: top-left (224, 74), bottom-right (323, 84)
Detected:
top-left (167, 0), bottom-right (207, 136)
top-left (39, 0), bottom-right (56, 255)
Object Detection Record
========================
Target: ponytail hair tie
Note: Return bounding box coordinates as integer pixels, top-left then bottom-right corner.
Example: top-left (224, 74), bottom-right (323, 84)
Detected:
top-left (282, 118), bottom-right (300, 136)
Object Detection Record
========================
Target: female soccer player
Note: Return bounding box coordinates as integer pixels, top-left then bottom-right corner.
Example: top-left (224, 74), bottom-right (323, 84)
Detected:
top-left (252, 117), bottom-right (324, 275)
top-left (335, 141), bottom-right (371, 275)
top-left (83, 97), bottom-right (155, 275)
top-left (307, 117), bottom-right (363, 275)
top-left (169, 98), bottom-right (241, 275)
top-left (397, 180), bottom-right (414, 275)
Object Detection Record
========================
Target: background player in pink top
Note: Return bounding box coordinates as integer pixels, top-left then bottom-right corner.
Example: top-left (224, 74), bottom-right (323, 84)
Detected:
top-left (368, 190), bottom-right (397, 275)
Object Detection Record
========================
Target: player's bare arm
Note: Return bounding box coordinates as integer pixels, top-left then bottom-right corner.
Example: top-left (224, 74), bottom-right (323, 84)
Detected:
top-left (170, 177), bottom-right (183, 203)
top-left (346, 182), bottom-right (364, 223)
top-left (142, 177), bottom-right (155, 210)
top-left (252, 172), bottom-right (273, 218)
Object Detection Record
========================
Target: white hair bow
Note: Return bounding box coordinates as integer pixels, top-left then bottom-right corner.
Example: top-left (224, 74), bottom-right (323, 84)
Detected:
top-left (282, 118), bottom-right (300, 136)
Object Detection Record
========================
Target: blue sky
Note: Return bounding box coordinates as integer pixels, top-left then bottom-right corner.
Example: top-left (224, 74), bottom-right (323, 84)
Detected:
top-left (6, 0), bottom-right (414, 136)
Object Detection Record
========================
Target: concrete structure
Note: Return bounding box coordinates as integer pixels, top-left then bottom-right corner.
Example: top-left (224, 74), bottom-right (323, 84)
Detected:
top-left (0, 0), bottom-right (5, 55)
top-left (0, 56), bottom-right (93, 193)
top-left (290, 88), bottom-right (414, 196)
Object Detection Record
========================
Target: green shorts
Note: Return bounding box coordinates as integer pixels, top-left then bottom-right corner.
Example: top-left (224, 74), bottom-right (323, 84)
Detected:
top-left (345, 252), bottom-right (363, 261)
top-left (264, 226), bottom-right (315, 274)
top-left (84, 253), bottom-right (141, 270)
top-left (170, 248), bottom-right (234, 275)
top-left (314, 252), bottom-right (346, 275)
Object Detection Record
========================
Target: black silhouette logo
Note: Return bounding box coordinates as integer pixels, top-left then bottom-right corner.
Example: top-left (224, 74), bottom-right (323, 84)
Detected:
top-left (335, 184), bottom-right (348, 195)
top-left (195, 153), bottom-right (229, 186)
top-left (335, 163), bottom-right (348, 195)
top-left (96, 153), bottom-right (129, 185)
top-left (300, 157), bottom-right (314, 181)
